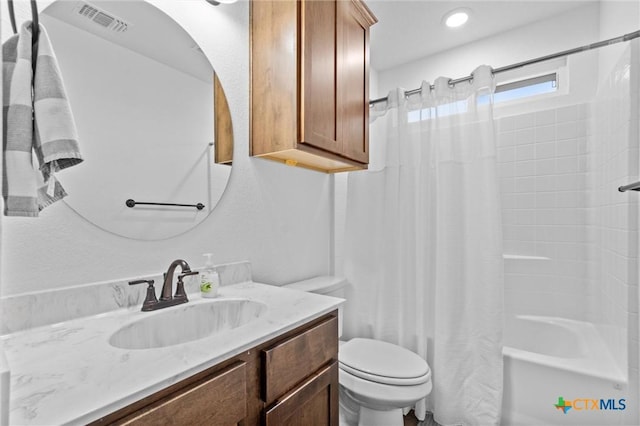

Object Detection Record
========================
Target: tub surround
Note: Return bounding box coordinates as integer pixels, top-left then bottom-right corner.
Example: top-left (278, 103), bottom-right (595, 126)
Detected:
top-left (1, 263), bottom-right (343, 425)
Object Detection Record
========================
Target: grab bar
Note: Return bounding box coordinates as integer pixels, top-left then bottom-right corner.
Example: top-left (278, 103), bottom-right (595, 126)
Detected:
top-left (618, 181), bottom-right (640, 192)
top-left (125, 199), bottom-right (205, 210)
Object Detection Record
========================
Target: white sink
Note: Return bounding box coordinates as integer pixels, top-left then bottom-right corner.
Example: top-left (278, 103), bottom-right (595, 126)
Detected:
top-left (109, 298), bottom-right (267, 350)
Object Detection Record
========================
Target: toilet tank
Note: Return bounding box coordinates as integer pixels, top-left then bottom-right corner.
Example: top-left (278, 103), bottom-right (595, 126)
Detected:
top-left (282, 276), bottom-right (347, 337)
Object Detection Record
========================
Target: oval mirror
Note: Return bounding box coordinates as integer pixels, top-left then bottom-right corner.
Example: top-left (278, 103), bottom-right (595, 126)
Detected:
top-left (41, 0), bottom-right (233, 240)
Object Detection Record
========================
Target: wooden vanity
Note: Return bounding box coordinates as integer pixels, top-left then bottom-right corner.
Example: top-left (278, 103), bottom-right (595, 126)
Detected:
top-left (91, 311), bottom-right (339, 426)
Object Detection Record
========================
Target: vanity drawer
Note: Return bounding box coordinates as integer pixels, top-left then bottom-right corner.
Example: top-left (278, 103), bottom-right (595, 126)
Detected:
top-left (262, 314), bottom-right (338, 404)
top-left (119, 361), bottom-right (246, 425)
top-left (264, 361), bottom-right (339, 426)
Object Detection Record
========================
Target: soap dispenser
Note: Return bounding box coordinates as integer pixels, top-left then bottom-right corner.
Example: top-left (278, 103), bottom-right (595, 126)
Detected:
top-left (200, 253), bottom-right (220, 298)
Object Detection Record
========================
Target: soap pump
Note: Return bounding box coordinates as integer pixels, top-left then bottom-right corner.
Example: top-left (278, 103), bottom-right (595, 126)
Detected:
top-left (200, 253), bottom-right (220, 298)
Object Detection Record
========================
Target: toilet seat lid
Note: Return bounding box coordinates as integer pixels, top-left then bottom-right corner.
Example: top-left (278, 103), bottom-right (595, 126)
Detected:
top-left (339, 338), bottom-right (431, 385)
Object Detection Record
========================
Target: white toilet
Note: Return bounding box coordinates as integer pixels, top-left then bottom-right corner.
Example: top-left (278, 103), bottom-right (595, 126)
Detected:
top-left (283, 276), bottom-right (432, 426)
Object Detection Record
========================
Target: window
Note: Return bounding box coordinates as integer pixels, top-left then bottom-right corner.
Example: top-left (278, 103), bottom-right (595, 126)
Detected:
top-left (492, 73), bottom-right (557, 103)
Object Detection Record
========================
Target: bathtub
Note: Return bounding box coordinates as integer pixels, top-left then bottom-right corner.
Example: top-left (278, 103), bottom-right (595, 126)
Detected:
top-left (501, 315), bottom-right (629, 426)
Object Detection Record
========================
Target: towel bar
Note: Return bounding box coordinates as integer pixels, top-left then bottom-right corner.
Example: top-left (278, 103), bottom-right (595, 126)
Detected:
top-left (618, 181), bottom-right (640, 192)
top-left (125, 199), bottom-right (205, 210)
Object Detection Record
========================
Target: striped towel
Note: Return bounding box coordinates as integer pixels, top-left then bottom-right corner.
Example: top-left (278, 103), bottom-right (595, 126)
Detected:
top-left (2, 21), bottom-right (82, 217)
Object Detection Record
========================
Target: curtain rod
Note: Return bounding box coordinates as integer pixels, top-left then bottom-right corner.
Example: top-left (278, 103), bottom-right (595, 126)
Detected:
top-left (369, 29), bottom-right (640, 106)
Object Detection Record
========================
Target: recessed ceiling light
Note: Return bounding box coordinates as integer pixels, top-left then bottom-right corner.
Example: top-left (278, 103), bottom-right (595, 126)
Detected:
top-left (205, 0), bottom-right (237, 5)
top-left (443, 8), bottom-right (470, 28)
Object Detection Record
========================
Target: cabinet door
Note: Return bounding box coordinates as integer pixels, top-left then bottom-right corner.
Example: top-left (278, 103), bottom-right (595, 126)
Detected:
top-left (118, 362), bottom-right (246, 426)
top-left (300, 0), bottom-right (340, 154)
top-left (262, 315), bottom-right (338, 405)
top-left (264, 362), bottom-right (339, 426)
top-left (337, 0), bottom-right (371, 164)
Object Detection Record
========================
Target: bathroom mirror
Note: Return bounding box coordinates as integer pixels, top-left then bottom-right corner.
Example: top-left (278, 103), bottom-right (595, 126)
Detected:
top-left (40, 0), bottom-right (233, 240)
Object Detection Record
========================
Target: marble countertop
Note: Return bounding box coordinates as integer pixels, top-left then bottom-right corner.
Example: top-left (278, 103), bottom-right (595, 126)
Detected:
top-left (1, 282), bottom-right (343, 426)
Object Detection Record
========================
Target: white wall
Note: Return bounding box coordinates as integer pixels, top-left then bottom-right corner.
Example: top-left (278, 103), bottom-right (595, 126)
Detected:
top-left (1, 0), bottom-right (333, 296)
top-left (598, 0), bottom-right (640, 86)
top-left (376, 3), bottom-right (602, 116)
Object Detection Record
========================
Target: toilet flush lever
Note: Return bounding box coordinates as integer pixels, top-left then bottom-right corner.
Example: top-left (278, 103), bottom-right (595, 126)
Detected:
top-left (129, 279), bottom-right (158, 311)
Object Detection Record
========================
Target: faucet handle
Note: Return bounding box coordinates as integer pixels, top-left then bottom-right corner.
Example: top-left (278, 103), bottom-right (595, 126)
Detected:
top-left (129, 279), bottom-right (154, 286)
top-left (129, 279), bottom-right (158, 311)
top-left (175, 271), bottom-right (198, 300)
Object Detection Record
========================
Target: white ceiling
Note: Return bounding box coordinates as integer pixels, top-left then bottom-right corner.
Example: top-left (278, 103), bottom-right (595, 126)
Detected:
top-left (367, 0), bottom-right (597, 71)
top-left (40, 1), bottom-right (598, 80)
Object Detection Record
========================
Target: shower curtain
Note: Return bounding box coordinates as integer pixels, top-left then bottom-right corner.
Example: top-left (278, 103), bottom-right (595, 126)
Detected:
top-left (343, 66), bottom-right (504, 425)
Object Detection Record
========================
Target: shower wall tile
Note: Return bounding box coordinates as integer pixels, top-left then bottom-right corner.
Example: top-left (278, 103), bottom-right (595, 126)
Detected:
top-left (556, 105), bottom-right (580, 122)
top-left (557, 122), bottom-right (579, 140)
top-left (497, 103), bottom-right (592, 322)
top-left (514, 161), bottom-right (535, 176)
top-left (557, 139), bottom-right (578, 157)
top-left (516, 144), bottom-right (535, 161)
top-left (535, 109), bottom-right (556, 126)
top-left (498, 147), bottom-right (515, 162)
top-left (535, 128), bottom-right (556, 144)
top-left (514, 112), bottom-right (536, 129)
top-left (516, 128), bottom-right (535, 144)
top-left (583, 42), bottom-right (637, 375)
top-left (557, 160), bottom-right (579, 176)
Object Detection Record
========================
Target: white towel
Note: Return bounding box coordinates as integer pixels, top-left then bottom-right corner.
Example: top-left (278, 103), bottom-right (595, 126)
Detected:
top-left (2, 21), bottom-right (82, 217)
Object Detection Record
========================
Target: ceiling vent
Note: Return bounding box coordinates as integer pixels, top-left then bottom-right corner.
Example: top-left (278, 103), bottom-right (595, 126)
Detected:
top-left (74, 2), bottom-right (129, 33)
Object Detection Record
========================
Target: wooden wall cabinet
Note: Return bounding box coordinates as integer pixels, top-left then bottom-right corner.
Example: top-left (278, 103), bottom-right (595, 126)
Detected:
top-left (214, 74), bottom-right (234, 165)
top-left (93, 312), bottom-right (339, 426)
top-left (250, 0), bottom-right (377, 173)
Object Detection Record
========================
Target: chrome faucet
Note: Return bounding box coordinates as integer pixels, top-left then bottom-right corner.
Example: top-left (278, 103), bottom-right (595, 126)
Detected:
top-left (129, 259), bottom-right (198, 311)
